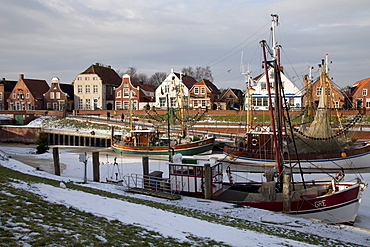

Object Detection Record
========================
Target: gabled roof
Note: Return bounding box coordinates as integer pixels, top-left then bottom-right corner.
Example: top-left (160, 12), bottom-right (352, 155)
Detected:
top-left (219, 88), bottom-right (243, 100)
top-left (81, 63), bottom-right (121, 86)
top-left (195, 79), bottom-right (220, 93)
top-left (0, 78), bottom-right (17, 91)
top-left (23, 79), bottom-right (49, 99)
top-left (349, 78), bottom-right (370, 97)
top-left (60, 83), bottom-right (74, 99)
top-left (174, 72), bottom-right (197, 89)
top-left (132, 82), bottom-right (156, 93)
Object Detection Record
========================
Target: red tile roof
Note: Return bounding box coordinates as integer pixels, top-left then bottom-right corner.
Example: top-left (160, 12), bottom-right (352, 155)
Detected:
top-left (174, 72), bottom-right (197, 89)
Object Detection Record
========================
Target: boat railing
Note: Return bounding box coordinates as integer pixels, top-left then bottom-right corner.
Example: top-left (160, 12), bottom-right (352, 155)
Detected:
top-left (122, 173), bottom-right (184, 196)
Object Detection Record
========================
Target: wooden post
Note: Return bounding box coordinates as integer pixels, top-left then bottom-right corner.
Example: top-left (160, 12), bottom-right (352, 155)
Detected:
top-left (142, 156), bottom-right (149, 188)
top-left (283, 173), bottom-right (291, 213)
top-left (204, 164), bottom-right (211, 199)
top-left (92, 152), bottom-right (100, 182)
top-left (52, 147), bottom-right (60, 176)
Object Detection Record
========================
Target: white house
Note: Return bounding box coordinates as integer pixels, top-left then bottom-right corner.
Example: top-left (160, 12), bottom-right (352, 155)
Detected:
top-left (155, 69), bottom-right (197, 109)
top-left (249, 67), bottom-right (302, 110)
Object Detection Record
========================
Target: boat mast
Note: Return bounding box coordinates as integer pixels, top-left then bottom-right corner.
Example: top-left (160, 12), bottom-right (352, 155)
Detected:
top-left (242, 65), bottom-right (253, 133)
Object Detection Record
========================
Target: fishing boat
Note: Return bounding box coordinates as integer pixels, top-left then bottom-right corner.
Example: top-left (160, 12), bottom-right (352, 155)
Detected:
top-left (112, 72), bottom-right (215, 156)
top-left (165, 15), bottom-right (367, 224)
top-left (223, 15), bottom-right (370, 173)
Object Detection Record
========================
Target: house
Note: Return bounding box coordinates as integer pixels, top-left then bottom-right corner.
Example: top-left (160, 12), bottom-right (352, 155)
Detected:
top-left (219, 88), bottom-right (244, 110)
top-left (346, 78), bottom-right (370, 109)
top-left (114, 74), bottom-right (156, 110)
top-left (73, 63), bottom-right (121, 110)
top-left (251, 67), bottom-right (302, 110)
top-left (7, 74), bottom-right (49, 111)
top-left (43, 77), bottom-right (74, 111)
top-left (155, 69), bottom-right (197, 108)
top-left (302, 75), bottom-right (344, 109)
top-left (188, 79), bottom-right (221, 109)
top-left (0, 78), bottom-right (17, 110)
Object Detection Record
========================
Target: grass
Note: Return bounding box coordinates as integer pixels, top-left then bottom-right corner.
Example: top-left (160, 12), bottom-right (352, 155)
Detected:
top-left (0, 163), bottom-right (366, 246)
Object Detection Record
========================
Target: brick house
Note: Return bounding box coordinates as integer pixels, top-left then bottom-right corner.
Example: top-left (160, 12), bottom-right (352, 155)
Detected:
top-left (0, 78), bottom-right (17, 110)
top-left (73, 63), bottom-right (121, 110)
top-left (346, 78), bottom-right (370, 109)
top-left (302, 76), bottom-right (344, 109)
top-left (188, 79), bottom-right (221, 109)
top-left (114, 74), bottom-right (156, 110)
top-left (219, 88), bottom-right (244, 110)
top-left (7, 74), bottom-right (49, 110)
top-left (43, 77), bottom-right (74, 111)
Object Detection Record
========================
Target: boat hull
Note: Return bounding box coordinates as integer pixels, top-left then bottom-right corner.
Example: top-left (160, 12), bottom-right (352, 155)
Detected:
top-left (112, 137), bottom-right (214, 155)
top-left (221, 182), bottom-right (364, 224)
top-left (223, 144), bottom-right (370, 172)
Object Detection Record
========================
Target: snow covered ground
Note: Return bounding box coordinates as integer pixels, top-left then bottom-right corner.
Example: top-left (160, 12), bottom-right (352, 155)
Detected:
top-left (1, 144), bottom-right (370, 246)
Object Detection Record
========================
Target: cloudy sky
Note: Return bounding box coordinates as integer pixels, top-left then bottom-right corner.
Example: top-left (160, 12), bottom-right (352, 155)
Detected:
top-left (1, 0), bottom-right (369, 90)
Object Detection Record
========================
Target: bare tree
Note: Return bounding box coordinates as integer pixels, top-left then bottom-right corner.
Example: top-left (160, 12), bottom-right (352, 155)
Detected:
top-left (181, 66), bottom-right (213, 81)
top-left (148, 72), bottom-right (167, 87)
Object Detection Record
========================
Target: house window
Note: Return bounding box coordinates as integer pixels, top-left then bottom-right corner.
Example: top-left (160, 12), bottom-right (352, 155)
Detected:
top-left (201, 100), bottom-right (206, 107)
top-left (193, 100), bottom-right (198, 107)
top-left (170, 97), bottom-right (176, 107)
top-left (16, 102), bottom-right (20, 110)
top-left (85, 77), bottom-right (90, 80)
top-left (115, 101), bottom-right (122, 110)
top-left (26, 93), bottom-right (29, 99)
top-left (10, 103), bottom-right (13, 110)
top-left (201, 87), bottom-right (206, 94)
top-left (21, 102), bottom-right (25, 110)
top-left (77, 77), bottom-right (82, 80)
top-left (164, 85), bottom-right (169, 93)
top-left (53, 102), bottom-right (58, 110)
top-left (124, 88), bottom-right (129, 97)
top-left (50, 92), bottom-right (54, 99)
top-left (85, 99), bottom-right (91, 110)
top-left (47, 103), bottom-right (51, 109)
top-left (362, 89), bottom-right (368, 96)
top-left (117, 91), bottom-right (121, 98)
top-left (0, 92), bottom-right (2, 100)
top-left (27, 102), bottom-right (32, 110)
top-left (132, 101), bottom-right (137, 110)
top-left (334, 101), bottom-right (339, 108)
top-left (366, 100), bottom-right (370, 108)
top-left (56, 92), bottom-right (60, 99)
top-left (17, 94), bottom-right (24, 100)
top-left (316, 87), bottom-right (322, 96)
top-left (93, 85), bottom-right (98, 93)
top-left (78, 85), bottom-right (82, 93)
top-left (260, 82), bottom-right (266, 90)
top-left (12, 93), bottom-right (16, 99)
top-left (159, 98), bottom-right (166, 107)
top-left (93, 77), bottom-right (98, 80)
top-left (194, 87), bottom-right (199, 94)
top-left (123, 101), bottom-right (129, 110)
top-left (78, 99), bottom-right (83, 109)
top-left (85, 85), bottom-right (90, 93)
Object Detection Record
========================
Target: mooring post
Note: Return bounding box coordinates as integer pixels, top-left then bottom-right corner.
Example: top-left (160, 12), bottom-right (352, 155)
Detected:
top-left (52, 147), bottom-right (61, 176)
top-left (283, 173), bottom-right (291, 213)
top-left (92, 152), bottom-right (100, 182)
top-left (204, 163), bottom-right (211, 199)
top-left (142, 156), bottom-right (149, 188)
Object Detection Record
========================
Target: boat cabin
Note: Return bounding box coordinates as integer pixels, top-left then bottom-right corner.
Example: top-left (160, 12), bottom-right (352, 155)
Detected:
top-left (169, 157), bottom-right (223, 196)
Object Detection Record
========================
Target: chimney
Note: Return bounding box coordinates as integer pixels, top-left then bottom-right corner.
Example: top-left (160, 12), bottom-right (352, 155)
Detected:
top-left (108, 65), bottom-right (111, 69)
top-left (19, 74), bottom-right (24, 80)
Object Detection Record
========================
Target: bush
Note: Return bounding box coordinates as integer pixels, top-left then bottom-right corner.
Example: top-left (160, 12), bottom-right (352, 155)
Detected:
top-left (36, 132), bottom-right (49, 154)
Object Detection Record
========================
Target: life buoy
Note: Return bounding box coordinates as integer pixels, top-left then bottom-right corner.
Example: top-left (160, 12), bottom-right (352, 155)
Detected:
top-left (251, 139), bottom-right (258, 146)
top-left (125, 136), bottom-right (132, 142)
